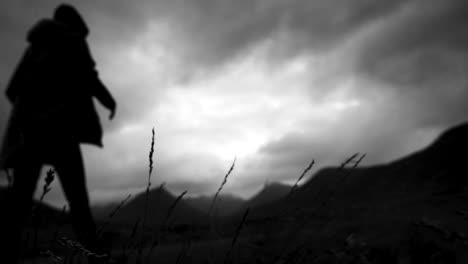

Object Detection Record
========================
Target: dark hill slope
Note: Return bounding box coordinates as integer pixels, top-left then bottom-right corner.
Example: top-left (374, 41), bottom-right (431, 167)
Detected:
top-left (184, 194), bottom-right (245, 216)
top-left (112, 186), bottom-right (207, 228)
top-left (245, 122), bottom-right (468, 245)
top-left (245, 182), bottom-right (291, 209)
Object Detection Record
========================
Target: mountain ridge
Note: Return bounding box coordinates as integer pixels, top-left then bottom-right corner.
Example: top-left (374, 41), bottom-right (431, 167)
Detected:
top-left (240, 122), bottom-right (468, 246)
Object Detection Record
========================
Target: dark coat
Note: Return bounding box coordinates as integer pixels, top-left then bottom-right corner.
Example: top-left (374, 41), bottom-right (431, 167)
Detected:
top-left (0, 18), bottom-right (115, 169)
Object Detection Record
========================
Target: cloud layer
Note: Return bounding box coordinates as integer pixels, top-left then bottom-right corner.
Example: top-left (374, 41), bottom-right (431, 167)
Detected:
top-left (1, 0), bottom-right (468, 205)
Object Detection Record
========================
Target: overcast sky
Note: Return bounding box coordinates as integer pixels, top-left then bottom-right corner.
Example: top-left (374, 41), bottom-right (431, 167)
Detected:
top-left (1, 0), bottom-right (467, 206)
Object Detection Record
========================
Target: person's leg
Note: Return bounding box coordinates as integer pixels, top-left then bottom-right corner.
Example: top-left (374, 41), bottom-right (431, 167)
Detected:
top-left (0, 150), bottom-right (42, 263)
top-left (51, 143), bottom-right (97, 249)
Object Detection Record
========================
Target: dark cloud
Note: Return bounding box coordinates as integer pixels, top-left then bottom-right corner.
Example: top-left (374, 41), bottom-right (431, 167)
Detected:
top-left (16, 0), bottom-right (407, 69)
top-left (355, 0), bottom-right (468, 129)
top-left (0, 0), bottom-right (407, 69)
top-left (84, 0), bottom-right (468, 136)
top-left (144, 0), bottom-right (409, 68)
top-left (0, 0), bottom-right (449, 132)
top-left (2, 0), bottom-right (468, 203)
top-left (360, 0), bottom-right (468, 78)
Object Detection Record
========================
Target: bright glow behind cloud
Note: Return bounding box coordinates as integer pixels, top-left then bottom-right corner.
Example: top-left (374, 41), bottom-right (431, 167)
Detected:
top-left (78, 32), bottom-right (366, 202)
top-left (0, 0), bottom-right (463, 206)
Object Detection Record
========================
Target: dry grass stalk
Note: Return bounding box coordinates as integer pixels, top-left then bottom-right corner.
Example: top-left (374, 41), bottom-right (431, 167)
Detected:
top-left (340, 153), bottom-right (360, 168)
top-left (108, 194), bottom-right (133, 219)
top-left (130, 218), bottom-right (141, 242)
top-left (141, 184), bottom-right (166, 263)
top-left (142, 127), bottom-right (156, 230)
top-left (208, 157), bottom-right (236, 217)
top-left (288, 159), bottom-right (315, 197)
top-left (123, 217), bottom-right (141, 257)
top-left (145, 239), bottom-right (160, 264)
top-left (132, 127), bottom-right (156, 261)
top-left (33, 168), bottom-right (56, 249)
top-left (97, 194), bottom-right (132, 237)
top-left (144, 189), bottom-right (188, 261)
top-left (175, 240), bottom-right (192, 264)
top-left (312, 153), bottom-right (365, 205)
top-left (323, 153), bottom-right (366, 200)
top-left (164, 190), bottom-right (188, 226)
top-left (58, 236), bottom-right (108, 259)
top-left (40, 168), bottom-right (55, 201)
top-left (272, 158), bottom-right (315, 220)
top-left (224, 208), bottom-right (250, 264)
top-left (138, 185), bottom-right (166, 262)
top-left (269, 153), bottom-right (366, 262)
top-left (352, 153), bottom-right (366, 169)
top-left (317, 152), bottom-right (367, 219)
top-left (40, 249), bottom-right (63, 263)
top-left (50, 204), bottom-right (67, 247)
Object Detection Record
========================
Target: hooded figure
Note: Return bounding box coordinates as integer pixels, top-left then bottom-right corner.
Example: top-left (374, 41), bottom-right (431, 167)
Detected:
top-left (0, 4), bottom-right (115, 262)
top-left (1, 4), bottom-right (115, 169)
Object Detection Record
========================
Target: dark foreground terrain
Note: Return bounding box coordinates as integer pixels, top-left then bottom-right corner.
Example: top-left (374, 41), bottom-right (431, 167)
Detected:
top-left (4, 122), bottom-right (468, 263)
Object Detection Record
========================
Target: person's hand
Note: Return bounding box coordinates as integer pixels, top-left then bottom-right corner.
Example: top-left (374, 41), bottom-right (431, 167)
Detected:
top-left (109, 105), bottom-right (116, 120)
top-left (101, 92), bottom-right (116, 120)
top-left (107, 99), bottom-right (116, 120)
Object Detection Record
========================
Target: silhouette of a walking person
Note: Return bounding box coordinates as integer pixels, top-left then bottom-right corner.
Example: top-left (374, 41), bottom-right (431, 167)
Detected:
top-left (0, 4), bottom-right (116, 262)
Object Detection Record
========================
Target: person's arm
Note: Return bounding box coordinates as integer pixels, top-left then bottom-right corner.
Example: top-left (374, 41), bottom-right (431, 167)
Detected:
top-left (92, 72), bottom-right (116, 119)
top-left (78, 41), bottom-right (117, 119)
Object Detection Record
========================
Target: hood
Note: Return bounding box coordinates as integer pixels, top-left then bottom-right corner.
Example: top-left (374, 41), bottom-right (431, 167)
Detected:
top-left (27, 4), bottom-right (89, 45)
top-left (27, 18), bottom-right (88, 44)
top-left (53, 4), bottom-right (89, 36)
